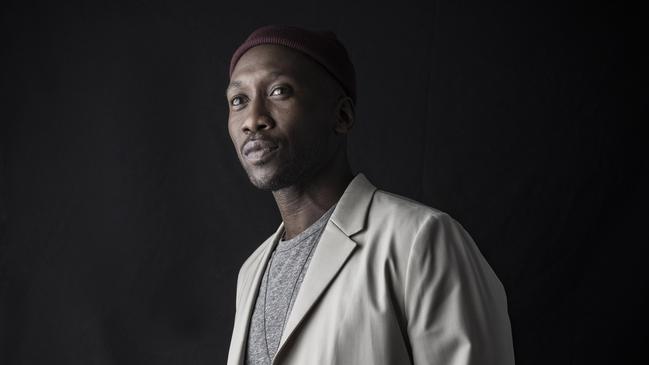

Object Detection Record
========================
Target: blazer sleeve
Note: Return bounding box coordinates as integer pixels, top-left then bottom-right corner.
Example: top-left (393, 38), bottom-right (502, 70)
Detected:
top-left (404, 213), bottom-right (515, 365)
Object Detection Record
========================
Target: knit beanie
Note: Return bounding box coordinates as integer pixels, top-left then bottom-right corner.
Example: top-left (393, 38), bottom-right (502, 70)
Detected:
top-left (229, 25), bottom-right (357, 104)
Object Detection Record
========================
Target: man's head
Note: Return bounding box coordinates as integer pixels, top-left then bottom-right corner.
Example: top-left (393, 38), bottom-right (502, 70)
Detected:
top-left (226, 25), bottom-right (356, 191)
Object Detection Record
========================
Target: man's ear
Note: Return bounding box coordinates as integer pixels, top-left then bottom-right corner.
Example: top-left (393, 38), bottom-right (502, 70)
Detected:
top-left (334, 96), bottom-right (355, 135)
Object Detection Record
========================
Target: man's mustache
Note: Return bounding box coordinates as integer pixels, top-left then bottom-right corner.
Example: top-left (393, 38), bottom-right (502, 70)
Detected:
top-left (241, 134), bottom-right (280, 156)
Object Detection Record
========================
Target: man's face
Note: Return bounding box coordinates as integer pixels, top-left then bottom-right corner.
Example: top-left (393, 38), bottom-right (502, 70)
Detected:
top-left (226, 44), bottom-right (342, 191)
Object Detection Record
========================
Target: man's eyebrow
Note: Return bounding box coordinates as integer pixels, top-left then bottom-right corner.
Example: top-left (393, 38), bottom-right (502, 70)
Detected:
top-left (225, 72), bottom-right (286, 94)
top-left (226, 80), bottom-right (242, 93)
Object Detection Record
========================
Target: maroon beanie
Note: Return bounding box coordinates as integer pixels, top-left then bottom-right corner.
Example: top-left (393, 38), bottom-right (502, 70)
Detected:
top-left (229, 25), bottom-right (357, 104)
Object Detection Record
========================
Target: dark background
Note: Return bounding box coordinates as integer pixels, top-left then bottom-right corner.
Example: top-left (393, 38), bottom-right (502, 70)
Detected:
top-left (1, 0), bottom-right (645, 364)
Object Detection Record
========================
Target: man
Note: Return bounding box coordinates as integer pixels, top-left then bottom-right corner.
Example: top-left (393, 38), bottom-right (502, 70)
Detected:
top-left (225, 25), bottom-right (515, 365)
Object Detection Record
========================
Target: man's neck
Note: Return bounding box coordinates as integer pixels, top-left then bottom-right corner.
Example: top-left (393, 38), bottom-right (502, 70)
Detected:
top-left (272, 167), bottom-right (353, 240)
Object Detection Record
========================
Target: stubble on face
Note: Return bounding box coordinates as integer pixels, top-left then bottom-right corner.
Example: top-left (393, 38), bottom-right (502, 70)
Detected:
top-left (246, 134), bottom-right (325, 191)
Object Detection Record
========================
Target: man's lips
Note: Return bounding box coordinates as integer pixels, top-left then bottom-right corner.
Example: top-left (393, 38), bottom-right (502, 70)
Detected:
top-left (242, 139), bottom-right (279, 163)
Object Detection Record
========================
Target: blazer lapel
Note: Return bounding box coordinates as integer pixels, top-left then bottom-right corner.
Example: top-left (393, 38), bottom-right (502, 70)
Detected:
top-left (274, 173), bottom-right (378, 360)
top-left (228, 224), bottom-right (283, 365)
top-left (277, 223), bottom-right (357, 350)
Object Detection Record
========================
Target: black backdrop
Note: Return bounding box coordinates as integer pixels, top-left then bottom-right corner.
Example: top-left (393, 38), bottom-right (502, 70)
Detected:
top-left (1, 1), bottom-right (646, 364)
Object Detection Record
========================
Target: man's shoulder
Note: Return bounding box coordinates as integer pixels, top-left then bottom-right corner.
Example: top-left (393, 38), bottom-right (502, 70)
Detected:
top-left (370, 188), bottom-right (447, 225)
top-left (362, 188), bottom-right (473, 248)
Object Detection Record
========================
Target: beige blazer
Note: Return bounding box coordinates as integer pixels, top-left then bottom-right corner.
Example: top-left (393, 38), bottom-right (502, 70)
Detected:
top-left (227, 173), bottom-right (515, 365)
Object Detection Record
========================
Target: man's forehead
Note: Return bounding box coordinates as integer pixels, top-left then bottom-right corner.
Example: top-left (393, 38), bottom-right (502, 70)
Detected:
top-left (228, 46), bottom-right (327, 89)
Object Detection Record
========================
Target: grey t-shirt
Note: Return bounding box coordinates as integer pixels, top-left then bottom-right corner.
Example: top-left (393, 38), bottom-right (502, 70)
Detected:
top-left (245, 205), bottom-right (336, 365)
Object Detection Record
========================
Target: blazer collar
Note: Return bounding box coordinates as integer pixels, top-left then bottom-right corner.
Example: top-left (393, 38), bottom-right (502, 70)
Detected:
top-left (276, 172), bottom-right (378, 239)
top-left (329, 172), bottom-right (378, 238)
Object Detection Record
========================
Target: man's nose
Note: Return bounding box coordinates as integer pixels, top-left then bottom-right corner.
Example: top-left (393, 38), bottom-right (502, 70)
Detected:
top-left (242, 97), bottom-right (274, 133)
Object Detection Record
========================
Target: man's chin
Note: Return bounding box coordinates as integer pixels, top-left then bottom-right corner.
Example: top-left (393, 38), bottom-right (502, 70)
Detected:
top-left (243, 159), bottom-right (309, 192)
top-left (246, 170), bottom-right (286, 191)
top-left (249, 179), bottom-right (279, 191)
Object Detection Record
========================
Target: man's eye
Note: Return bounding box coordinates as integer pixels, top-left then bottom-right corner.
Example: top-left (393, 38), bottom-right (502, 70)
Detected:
top-left (231, 95), bottom-right (248, 106)
top-left (270, 86), bottom-right (289, 96)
